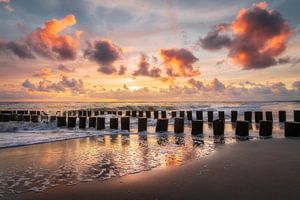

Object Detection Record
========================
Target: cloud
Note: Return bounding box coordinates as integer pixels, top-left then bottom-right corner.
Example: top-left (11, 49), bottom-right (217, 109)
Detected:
top-left (84, 39), bottom-right (123, 74)
top-left (159, 48), bottom-right (199, 77)
top-left (27, 14), bottom-right (80, 60)
top-left (32, 68), bottom-right (53, 78)
top-left (132, 54), bottom-right (161, 77)
top-left (117, 65), bottom-right (127, 75)
top-left (57, 64), bottom-right (75, 73)
top-left (199, 2), bottom-right (291, 69)
top-left (0, 0), bottom-right (14, 12)
top-left (0, 39), bottom-right (35, 59)
top-left (199, 24), bottom-right (232, 50)
top-left (22, 76), bottom-right (85, 94)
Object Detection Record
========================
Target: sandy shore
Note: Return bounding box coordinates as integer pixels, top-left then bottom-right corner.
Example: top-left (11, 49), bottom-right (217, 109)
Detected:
top-left (4, 138), bottom-right (300, 200)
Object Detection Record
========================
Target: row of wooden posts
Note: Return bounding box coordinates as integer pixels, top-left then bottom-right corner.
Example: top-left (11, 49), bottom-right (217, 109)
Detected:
top-left (1, 110), bottom-right (300, 122)
top-left (1, 110), bottom-right (300, 137)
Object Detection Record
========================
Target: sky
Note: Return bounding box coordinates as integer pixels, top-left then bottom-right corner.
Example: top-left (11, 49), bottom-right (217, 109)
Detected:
top-left (0, 0), bottom-right (300, 102)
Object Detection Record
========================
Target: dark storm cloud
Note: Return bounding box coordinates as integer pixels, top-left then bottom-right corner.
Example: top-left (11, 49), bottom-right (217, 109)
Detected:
top-left (0, 39), bottom-right (35, 59)
top-left (84, 39), bottom-right (123, 75)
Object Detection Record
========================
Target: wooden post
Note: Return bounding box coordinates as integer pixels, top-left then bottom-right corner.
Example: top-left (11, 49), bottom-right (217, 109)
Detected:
top-left (231, 110), bottom-right (237, 123)
top-left (259, 121), bottom-right (272, 136)
top-left (244, 111), bottom-right (252, 123)
top-left (138, 111), bottom-right (144, 118)
top-left (146, 111), bottom-right (151, 118)
top-left (187, 111), bottom-right (192, 120)
top-left (110, 118), bottom-right (118, 129)
top-left (31, 115), bottom-right (39, 123)
top-left (138, 117), bottom-right (147, 132)
top-left (179, 111), bottom-right (185, 118)
top-left (266, 111), bottom-right (273, 121)
top-left (154, 111), bottom-right (159, 119)
top-left (79, 117), bottom-right (87, 129)
top-left (156, 118), bottom-right (168, 132)
top-left (171, 111), bottom-right (177, 118)
top-left (24, 115), bottom-right (30, 122)
top-left (218, 111), bottom-right (225, 120)
top-left (213, 119), bottom-right (224, 135)
top-left (96, 117), bottom-right (105, 130)
top-left (279, 111), bottom-right (286, 123)
top-left (161, 111), bottom-right (167, 118)
top-left (132, 111), bottom-right (137, 117)
top-left (294, 110), bottom-right (300, 122)
top-left (208, 111), bottom-right (213, 123)
top-left (255, 111), bottom-right (263, 123)
top-left (89, 117), bottom-right (96, 128)
top-left (235, 121), bottom-right (249, 136)
top-left (284, 122), bottom-right (300, 137)
top-left (174, 117), bottom-right (184, 133)
top-left (68, 117), bottom-right (76, 128)
top-left (121, 116), bottom-right (130, 131)
top-left (57, 116), bottom-right (66, 127)
top-left (196, 111), bottom-right (203, 120)
top-left (191, 120), bottom-right (203, 135)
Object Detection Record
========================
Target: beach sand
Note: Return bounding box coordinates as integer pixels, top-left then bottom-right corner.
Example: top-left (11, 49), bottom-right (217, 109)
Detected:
top-left (4, 138), bottom-right (300, 200)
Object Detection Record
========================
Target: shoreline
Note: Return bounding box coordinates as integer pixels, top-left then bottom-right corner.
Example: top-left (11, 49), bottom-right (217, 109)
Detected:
top-left (3, 138), bottom-right (300, 200)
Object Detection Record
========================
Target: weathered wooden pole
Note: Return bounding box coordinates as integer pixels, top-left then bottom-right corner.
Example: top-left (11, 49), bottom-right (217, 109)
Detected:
top-left (79, 117), bottom-right (87, 129)
top-left (255, 111), bottom-right (263, 123)
top-left (196, 111), bottom-right (203, 120)
top-left (266, 111), bottom-right (273, 121)
top-left (138, 117), bottom-right (147, 132)
top-left (57, 116), bottom-right (66, 127)
top-left (138, 111), bottom-right (144, 118)
top-left (279, 111), bottom-right (286, 123)
top-left (68, 117), bottom-right (76, 128)
top-left (244, 111), bottom-right (252, 123)
top-left (121, 116), bottom-right (130, 131)
top-left (154, 111), bottom-right (159, 119)
top-left (208, 111), bottom-right (213, 123)
top-left (235, 121), bottom-right (249, 136)
top-left (110, 117), bottom-right (118, 129)
top-left (284, 122), bottom-right (300, 137)
top-left (179, 111), bottom-right (185, 118)
top-left (259, 120), bottom-right (273, 136)
top-left (161, 111), bottom-right (167, 118)
top-left (213, 119), bottom-right (224, 135)
top-left (231, 110), bottom-right (237, 123)
top-left (294, 110), bottom-right (300, 122)
top-left (191, 120), bottom-right (203, 135)
top-left (187, 111), bottom-right (192, 120)
top-left (174, 117), bottom-right (184, 133)
top-left (156, 118), bottom-right (168, 132)
top-left (31, 115), bottom-right (39, 123)
top-left (171, 111), bottom-right (177, 118)
top-left (218, 111), bottom-right (225, 120)
top-left (89, 117), bottom-right (96, 128)
top-left (146, 111), bottom-right (151, 118)
top-left (96, 117), bottom-right (105, 130)
top-left (132, 111), bottom-right (137, 117)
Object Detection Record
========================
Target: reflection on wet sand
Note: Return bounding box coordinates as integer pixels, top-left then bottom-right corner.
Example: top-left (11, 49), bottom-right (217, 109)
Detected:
top-left (0, 122), bottom-right (286, 198)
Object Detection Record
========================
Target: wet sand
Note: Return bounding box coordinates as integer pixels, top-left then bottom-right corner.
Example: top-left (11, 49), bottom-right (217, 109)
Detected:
top-left (5, 138), bottom-right (300, 200)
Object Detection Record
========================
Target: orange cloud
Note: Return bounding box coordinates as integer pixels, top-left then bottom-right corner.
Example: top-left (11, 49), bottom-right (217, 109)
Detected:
top-left (27, 14), bottom-right (80, 60)
top-left (200, 2), bottom-right (292, 69)
top-left (32, 68), bottom-right (53, 78)
top-left (159, 48), bottom-right (200, 77)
